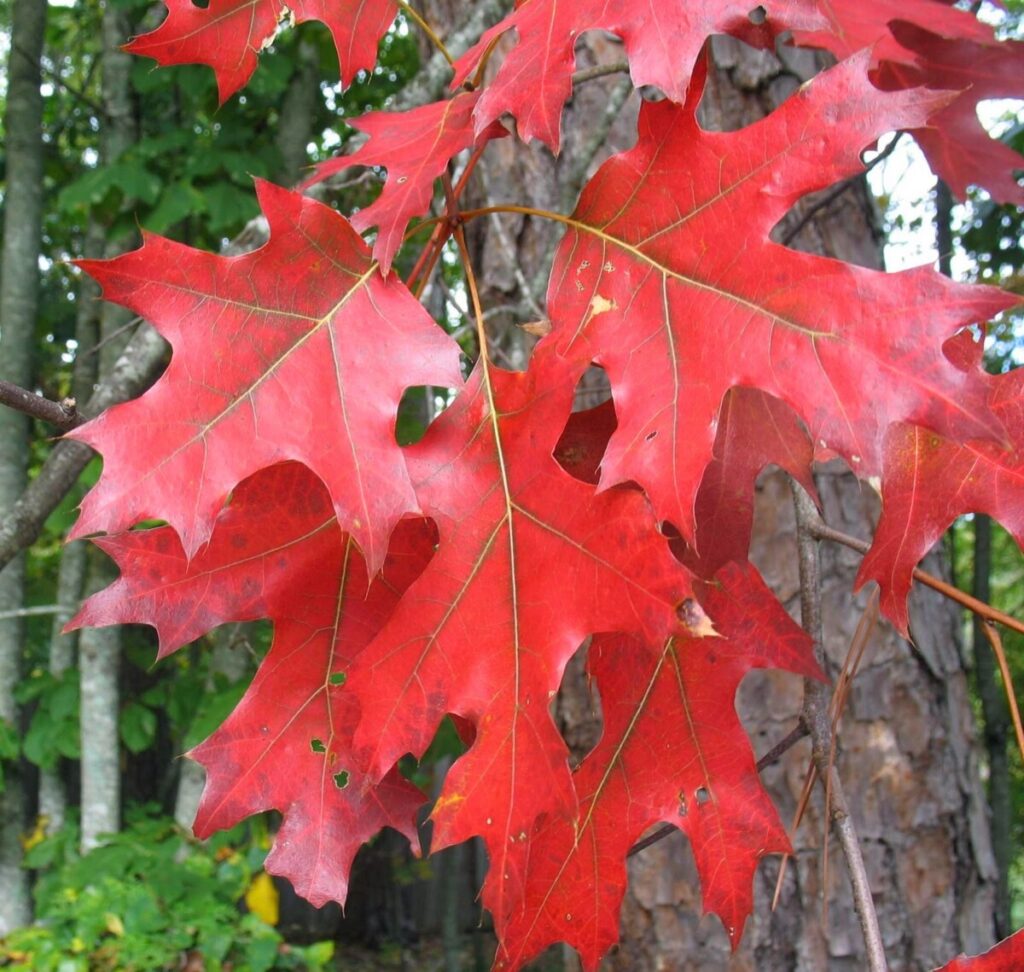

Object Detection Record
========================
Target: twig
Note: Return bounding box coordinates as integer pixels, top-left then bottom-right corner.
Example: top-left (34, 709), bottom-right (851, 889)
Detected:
top-left (396, 0), bottom-right (455, 67)
top-left (0, 605), bottom-right (63, 622)
top-left (571, 60), bottom-right (630, 86)
top-left (980, 622), bottom-right (1024, 761)
top-left (0, 324), bottom-right (169, 575)
top-left (780, 134), bottom-right (903, 247)
top-left (79, 315), bottom-right (143, 358)
top-left (807, 519), bottom-right (1024, 637)
top-left (626, 722), bottom-right (810, 859)
top-left (792, 482), bottom-right (888, 972)
top-left (0, 381), bottom-right (81, 432)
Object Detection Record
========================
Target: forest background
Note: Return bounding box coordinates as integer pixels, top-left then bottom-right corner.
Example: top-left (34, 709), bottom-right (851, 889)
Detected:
top-left (0, 0), bottom-right (1022, 969)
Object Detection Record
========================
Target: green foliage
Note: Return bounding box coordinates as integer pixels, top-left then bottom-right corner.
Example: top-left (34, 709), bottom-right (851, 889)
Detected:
top-left (0, 812), bottom-right (333, 972)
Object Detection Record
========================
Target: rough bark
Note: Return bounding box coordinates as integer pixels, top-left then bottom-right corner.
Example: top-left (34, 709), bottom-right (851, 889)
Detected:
top-left (0, 0), bottom-right (47, 933)
top-left (587, 41), bottom-right (997, 972)
top-left (435, 22), bottom-right (999, 970)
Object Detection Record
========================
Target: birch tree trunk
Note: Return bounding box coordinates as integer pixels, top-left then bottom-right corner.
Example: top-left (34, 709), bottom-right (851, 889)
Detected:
top-left (78, 2), bottom-right (141, 855)
top-left (0, 0), bottom-right (47, 933)
top-left (38, 225), bottom-right (103, 835)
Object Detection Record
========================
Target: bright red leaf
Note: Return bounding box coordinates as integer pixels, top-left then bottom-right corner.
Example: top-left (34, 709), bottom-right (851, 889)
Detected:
top-left (859, 358), bottom-right (1023, 633)
top-left (69, 462), bottom-right (433, 905)
top-left (345, 342), bottom-right (701, 925)
top-left (688, 387), bottom-right (817, 577)
top-left (547, 53), bottom-right (1014, 542)
top-left (933, 928), bottom-right (1024, 971)
top-left (493, 562), bottom-right (820, 971)
top-left (304, 91), bottom-right (506, 274)
top-left (70, 180), bottom-right (462, 573)
top-left (874, 23), bottom-right (1024, 205)
top-left (451, 0), bottom-right (827, 150)
top-left (789, 0), bottom-right (995, 65)
top-left (126, 0), bottom-right (397, 103)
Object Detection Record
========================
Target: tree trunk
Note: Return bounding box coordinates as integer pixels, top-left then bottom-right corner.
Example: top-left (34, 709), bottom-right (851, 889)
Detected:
top-left (77, 1), bottom-right (142, 854)
top-left (585, 41), bottom-right (996, 972)
top-left (38, 225), bottom-right (104, 835)
top-left (443, 23), bottom-right (998, 971)
top-left (0, 0), bottom-right (47, 933)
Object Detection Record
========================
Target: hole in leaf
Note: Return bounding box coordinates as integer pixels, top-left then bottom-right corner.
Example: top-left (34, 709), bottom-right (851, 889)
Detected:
top-left (329, 671), bottom-right (347, 687)
top-left (554, 640), bottom-right (604, 767)
top-left (696, 786), bottom-right (710, 805)
top-left (191, 0), bottom-right (211, 7)
top-left (396, 386), bottom-right (459, 445)
top-left (333, 770), bottom-right (350, 789)
top-left (310, 738), bottom-right (326, 754)
top-left (555, 366), bottom-right (616, 485)
top-left (748, 5), bottom-right (767, 24)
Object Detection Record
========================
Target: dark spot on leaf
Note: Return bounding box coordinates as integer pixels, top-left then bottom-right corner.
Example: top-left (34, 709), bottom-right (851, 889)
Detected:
top-left (645, 430), bottom-right (657, 441)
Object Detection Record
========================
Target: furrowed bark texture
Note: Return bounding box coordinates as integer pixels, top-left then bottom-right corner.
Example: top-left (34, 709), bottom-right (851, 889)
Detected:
top-left (0, 0), bottom-right (47, 933)
top-left (456, 32), bottom-right (998, 971)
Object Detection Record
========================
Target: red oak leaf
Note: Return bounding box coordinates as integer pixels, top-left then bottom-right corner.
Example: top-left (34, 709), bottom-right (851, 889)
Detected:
top-left (303, 92), bottom-right (506, 274)
top-left (689, 387), bottom-right (817, 577)
top-left (493, 562), bottom-right (820, 971)
top-left (789, 1), bottom-right (995, 65)
top-left (70, 180), bottom-right (462, 573)
top-left (553, 397), bottom-right (617, 486)
top-left (858, 360), bottom-right (1024, 634)
top-left (68, 463), bottom-right (434, 905)
top-left (934, 928), bottom-right (1024, 971)
top-left (126, 0), bottom-right (397, 104)
top-left (345, 341), bottom-right (700, 926)
top-left (874, 23), bottom-right (1024, 205)
top-left (546, 53), bottom-right (1015, 543)
top-left (450, 0), bottom-right (826, 150)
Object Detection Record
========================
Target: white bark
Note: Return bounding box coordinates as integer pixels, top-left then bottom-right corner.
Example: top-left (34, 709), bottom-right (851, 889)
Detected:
top-left (0, 0), bottom-right (47, 933)
top-left (78, 554), bottom-right (121, 853)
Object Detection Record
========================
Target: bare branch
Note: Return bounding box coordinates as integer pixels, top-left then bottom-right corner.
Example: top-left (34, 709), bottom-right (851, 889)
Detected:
top-left (0, 381), bottom-right (80, 432)
top-left (0, 324), bottom-right (168, 573)
top-left (792, 480), bottom-right (888, 972)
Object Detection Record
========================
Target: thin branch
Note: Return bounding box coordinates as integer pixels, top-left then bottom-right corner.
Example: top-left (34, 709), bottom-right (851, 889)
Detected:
top-left (980, 622), bottom-right (1024, 761)
top-left (792, 482), bottom-right (887, 972)
top-left (396, 0), bottom-right (455, 67)
top-left (808, 519), bottom-right (1024, 637)
top-left (780, 134), bottom-right (903, 247)
top-left (571, 60), bottom-right (630, 87)
top-left (0, 605), bottom-right (63, 622)
top-left (0, 381), bottom-right (81, 432)
top-left (0, 324), bottom-right (168, 574)
top-left (79, 315), bottom-right (142, 358)
top-left (626, 722), bottom-right (810, 859)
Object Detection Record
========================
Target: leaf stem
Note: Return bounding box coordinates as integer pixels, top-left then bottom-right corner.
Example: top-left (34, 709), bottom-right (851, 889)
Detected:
top-left (808, 518), bottom-right (1024, 637)
top-left (396, 1), bottom-right (455, 67)
top-left (980, 622), bottom-right (1024, 766)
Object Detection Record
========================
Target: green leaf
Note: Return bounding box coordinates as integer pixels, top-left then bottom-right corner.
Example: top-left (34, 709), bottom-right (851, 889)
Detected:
top-left (119, 702), bottom-right (157, 754)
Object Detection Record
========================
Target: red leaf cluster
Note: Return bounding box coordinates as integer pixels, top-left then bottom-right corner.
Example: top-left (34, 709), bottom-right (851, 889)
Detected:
top-left (71, 1), bottom-right (1022, 968)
